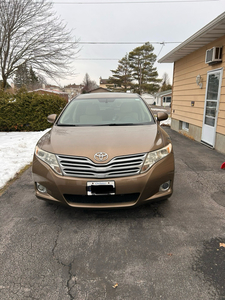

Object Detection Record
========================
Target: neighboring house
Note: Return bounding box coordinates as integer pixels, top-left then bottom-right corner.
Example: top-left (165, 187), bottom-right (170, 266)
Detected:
top-left (141, 93), bottom-right (155, 105)
top-left (159, 12), bottom-right (225, 154)
top-left (99, 77), bottom-right (131, 92)
top-left (89, 87), bottom-right (111, 93)
top-left (32, 89), bottom-right (69, 102)
top-left (99, 77), bottom-right (114, 90)
top-left (64, 83), bottom-right (84, 100)
top-left (154, 90), bottom-right (172, 107)
top-left (99, 77), bottom-right (109, 88)
top-left (45, 84), bottom-right (62, 92)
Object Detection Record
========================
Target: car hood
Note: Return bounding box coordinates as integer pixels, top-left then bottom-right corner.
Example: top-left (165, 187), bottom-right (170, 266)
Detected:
top-left (37, 124), bottom-right (164, 163)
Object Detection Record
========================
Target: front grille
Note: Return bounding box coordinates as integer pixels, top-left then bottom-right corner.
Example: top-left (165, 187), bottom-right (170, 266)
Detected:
top-left (57, 153), bottom-right (146, 178)
top-left (64, 193), bottom-right (140, 204)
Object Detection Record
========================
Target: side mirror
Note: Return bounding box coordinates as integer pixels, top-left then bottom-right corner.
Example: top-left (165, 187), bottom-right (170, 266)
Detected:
top-left (47, 114), bottom-right (57, 124)
top-left (157, 112), bottom-right (168, 122)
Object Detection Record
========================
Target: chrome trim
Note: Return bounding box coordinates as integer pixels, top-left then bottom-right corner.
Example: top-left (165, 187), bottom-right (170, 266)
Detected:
top-left (57, 153), bottom-right (147, 178)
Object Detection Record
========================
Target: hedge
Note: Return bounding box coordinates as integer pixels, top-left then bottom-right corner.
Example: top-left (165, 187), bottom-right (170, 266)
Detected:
top-left (0, 90), bottom-right (67, 131)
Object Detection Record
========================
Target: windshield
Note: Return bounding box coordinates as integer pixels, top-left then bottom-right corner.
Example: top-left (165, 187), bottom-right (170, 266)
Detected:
top-left (57, 96), bottom-right (155, 126)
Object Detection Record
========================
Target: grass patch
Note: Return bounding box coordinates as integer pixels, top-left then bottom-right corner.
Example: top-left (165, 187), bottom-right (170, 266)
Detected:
top-left (0, 163), bottom-right (32, 197)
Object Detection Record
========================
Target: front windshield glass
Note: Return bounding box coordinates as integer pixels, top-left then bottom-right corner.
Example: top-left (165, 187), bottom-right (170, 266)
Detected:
top-left (57, 96), bottom-right (155, 126)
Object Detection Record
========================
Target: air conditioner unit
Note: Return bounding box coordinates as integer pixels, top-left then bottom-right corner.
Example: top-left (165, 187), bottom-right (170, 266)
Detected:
top-left (205, 47), bottom-right (222, 64)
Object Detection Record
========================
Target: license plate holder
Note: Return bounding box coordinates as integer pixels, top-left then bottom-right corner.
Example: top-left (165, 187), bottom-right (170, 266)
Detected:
top-left (87, 181), bottom-right (115, 196)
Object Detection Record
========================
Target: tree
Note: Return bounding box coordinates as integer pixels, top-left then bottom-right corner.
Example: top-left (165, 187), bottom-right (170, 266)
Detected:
top-left (14, 62), bottom-right (29, 89)
top-left (0, 81), bottom-right (10, 90)
top-left (128, 42), bottom-right (160, 94)
top-left (160, 72), bottom-right (172, 92)
top-left (0, 0), bottom-right (79, 89)
top-left (82, 73), bottom-right (98, 93)
top-left (29, 66), bottom-right (39, 90)
top-left (14, 63), bottom-right (41, 90)
top-left (108, 54), bottom-right (132, 92)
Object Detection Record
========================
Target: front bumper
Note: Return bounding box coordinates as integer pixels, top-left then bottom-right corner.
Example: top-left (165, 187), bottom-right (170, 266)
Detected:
top-left (32, 153), bottom-right (174, 208)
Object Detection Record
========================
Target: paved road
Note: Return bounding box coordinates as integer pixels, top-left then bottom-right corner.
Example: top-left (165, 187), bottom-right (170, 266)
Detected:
top-left (1, 128), bottom-right (225, 300)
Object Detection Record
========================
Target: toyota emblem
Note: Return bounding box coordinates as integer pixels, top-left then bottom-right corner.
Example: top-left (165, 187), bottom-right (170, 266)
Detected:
top-left (94, 152), bottom-right (108, 162)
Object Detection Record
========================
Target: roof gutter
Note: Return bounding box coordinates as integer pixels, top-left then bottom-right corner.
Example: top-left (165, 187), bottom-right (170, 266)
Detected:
top-left (158, 11), bottom-right (225, 63)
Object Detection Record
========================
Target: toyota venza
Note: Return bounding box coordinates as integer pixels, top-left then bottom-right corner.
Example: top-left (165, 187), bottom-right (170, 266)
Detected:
top-left (32, 93), bottom-right (174, 208)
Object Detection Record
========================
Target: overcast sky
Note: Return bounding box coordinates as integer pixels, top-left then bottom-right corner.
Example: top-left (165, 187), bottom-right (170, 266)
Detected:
top-left (51, 0), bottom-right (225, 87)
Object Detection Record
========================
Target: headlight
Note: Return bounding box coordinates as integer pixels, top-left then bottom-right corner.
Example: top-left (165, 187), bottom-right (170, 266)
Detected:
top-left (35, 146), bottom-right (62, 175)
top-left (141, 143), bottom-right (172, 173)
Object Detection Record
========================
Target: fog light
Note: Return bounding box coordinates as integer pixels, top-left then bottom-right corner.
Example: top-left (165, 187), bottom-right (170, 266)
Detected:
top-left (36, 183), bottom-right (47, 193)
top-left (159, 181), bottom-right (170, 192)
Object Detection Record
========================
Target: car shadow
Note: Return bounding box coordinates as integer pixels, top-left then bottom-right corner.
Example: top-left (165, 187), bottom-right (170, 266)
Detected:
top-left (44, 198), bottom-right (173, 222)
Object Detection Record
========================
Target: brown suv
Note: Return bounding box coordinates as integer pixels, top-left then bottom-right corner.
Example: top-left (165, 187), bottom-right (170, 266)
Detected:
top-left (32, 93), bottom-right (174, 208)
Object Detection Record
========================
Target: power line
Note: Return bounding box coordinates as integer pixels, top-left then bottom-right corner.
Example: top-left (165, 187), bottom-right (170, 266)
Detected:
top-left (157, 42), bottom-right (165, 57)
top-left (76, 58), bottom-right (119, 60)
top-left (79, 41), bottom-right (181, 44)
top-left (74, 40), bottom-right (179, 59)
top-left (51, 0), bottom-right (218, 4)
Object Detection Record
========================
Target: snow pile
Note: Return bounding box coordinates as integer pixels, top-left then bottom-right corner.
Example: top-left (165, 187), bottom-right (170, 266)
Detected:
top-left (160, 118), bottom-right (171, 126)
top-left (0, 130), bottom-right (49, 189)
top-left (151, 108), bottom-right (168, 112)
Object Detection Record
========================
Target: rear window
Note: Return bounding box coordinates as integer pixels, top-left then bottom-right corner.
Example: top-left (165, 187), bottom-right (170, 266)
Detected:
top-left (57, 96), bottom-right (155, 126)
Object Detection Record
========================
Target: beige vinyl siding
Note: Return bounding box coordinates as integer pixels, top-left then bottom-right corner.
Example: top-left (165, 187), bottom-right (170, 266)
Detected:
top-left (172, 35), bottom-right (225, 135)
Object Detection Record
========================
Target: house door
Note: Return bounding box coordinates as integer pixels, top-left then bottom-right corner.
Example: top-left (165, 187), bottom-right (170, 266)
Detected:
top-left (201, 68), bottom-right (223, 147)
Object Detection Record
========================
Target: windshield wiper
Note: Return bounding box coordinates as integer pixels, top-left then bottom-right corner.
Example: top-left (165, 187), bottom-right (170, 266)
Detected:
top-left (108, 123), bottom-right (135, 126)
top-left (57, 123), bottom-right (149, 127)
top-left (57, 124), bottom-right (77, 126)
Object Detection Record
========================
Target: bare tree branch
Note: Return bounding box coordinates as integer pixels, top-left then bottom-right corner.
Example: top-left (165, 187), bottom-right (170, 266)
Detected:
top-left (82, 73), bottom-right (98, 93)
top-left (0, 0), bottom-right (80, 89)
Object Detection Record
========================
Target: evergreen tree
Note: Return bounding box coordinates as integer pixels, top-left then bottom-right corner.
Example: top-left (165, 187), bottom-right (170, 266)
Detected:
top-left (29, 66), bottom-right (39, 90)
top-left (14, 62), bottom-right (29, 89)
top-left (14, 63), bottom-right (41, 90)
top-left (108, 54), bottom-right (132, 92)
top-left (128, 42), bottom-right (160, 94)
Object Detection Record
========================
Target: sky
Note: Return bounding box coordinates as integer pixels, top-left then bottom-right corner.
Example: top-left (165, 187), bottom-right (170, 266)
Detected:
top-left (48, 0), bottom-right (225, 87)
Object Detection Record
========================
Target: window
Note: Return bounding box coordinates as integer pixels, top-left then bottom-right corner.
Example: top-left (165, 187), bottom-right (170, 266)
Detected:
top-left (163, 96), bottom-right (171, 106)
top-left (182, 122), bottom-right (189, 131)
top-left (58, 96), bottom-right (155, 126)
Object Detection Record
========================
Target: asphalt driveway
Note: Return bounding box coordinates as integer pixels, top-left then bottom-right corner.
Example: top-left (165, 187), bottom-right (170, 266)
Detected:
top-left (0, 127), bottom-right (225, 300)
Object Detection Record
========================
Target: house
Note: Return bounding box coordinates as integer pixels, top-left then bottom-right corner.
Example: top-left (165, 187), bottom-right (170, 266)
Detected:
top-left (64, 83), bottom-right (84, 100)
top-left (159, 12), bottom-right (225, 154)
top-left (99, 77), bottom-right (114, 90)
top-left (154, 90), bottom-right (172, 107)
top-left (45, 84), bottom-right (61, 92)
top-left (32, 88), bottom-right (69, 102)
top-left (141, 93), bottom-right (155, 105)
top-left (99, 77), bottom-right (109, 88)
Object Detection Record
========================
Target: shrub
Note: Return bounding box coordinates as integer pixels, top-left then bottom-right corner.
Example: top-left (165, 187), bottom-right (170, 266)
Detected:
top-left (0, 90), bottom-right (67, 131)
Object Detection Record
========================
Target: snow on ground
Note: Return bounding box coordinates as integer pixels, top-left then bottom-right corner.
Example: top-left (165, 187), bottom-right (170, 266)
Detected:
top-left (151, 108), bottom-right (168, 112)
top-left (0, 129), bottom-right (49, 189)
top-left (160, 118), bottom-right (171, 126)
top-left (0, 118), bottom-right (171, 189)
